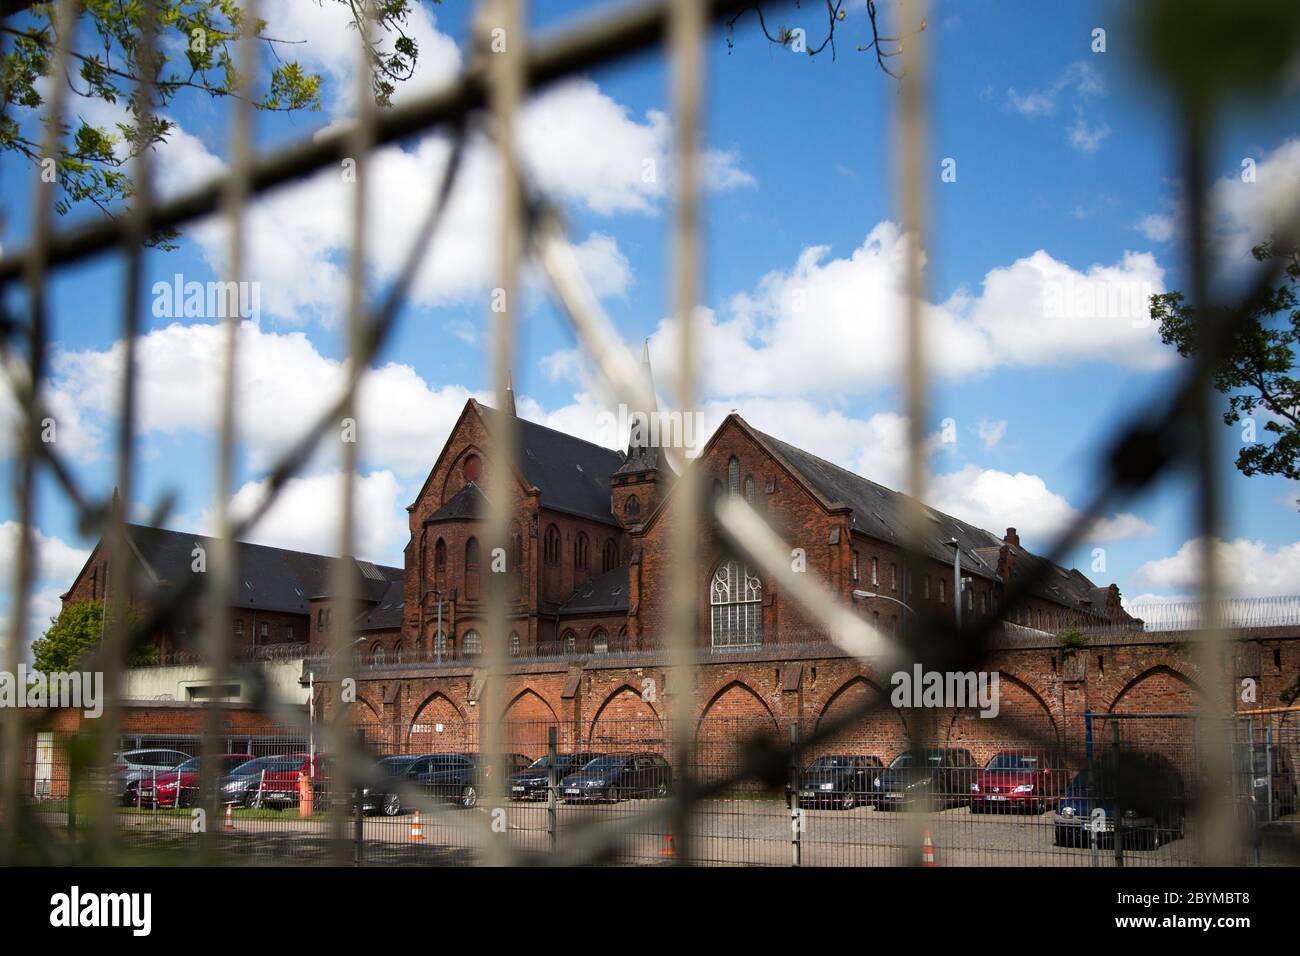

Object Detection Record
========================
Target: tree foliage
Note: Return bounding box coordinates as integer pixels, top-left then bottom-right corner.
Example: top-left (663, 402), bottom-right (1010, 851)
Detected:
top-left (31, 599), bottom-right (158, 672)
top-left (1150, 239), bottom-right (1300, 482)
top-left (0, 0), bottom-right (431, 239)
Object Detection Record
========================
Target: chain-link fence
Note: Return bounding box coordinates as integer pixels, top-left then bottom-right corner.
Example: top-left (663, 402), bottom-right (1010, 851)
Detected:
top-left (2, 0), bottom-right (1299, 868)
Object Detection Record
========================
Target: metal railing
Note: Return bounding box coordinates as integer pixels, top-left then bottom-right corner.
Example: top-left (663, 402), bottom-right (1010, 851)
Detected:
top-left (1, 0), bottom-right (1297, 868)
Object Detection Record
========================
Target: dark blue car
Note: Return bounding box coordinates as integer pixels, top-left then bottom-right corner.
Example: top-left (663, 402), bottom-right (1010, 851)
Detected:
top-left (1053, 751), bottom-right (1185, 850)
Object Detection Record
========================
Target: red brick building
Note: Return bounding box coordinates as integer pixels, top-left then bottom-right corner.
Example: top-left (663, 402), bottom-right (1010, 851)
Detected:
top-left (57, 367), bottom-right (1300, 771)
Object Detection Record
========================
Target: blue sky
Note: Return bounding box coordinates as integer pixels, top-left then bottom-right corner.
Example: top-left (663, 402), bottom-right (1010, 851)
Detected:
top-left (3, 0), bottom-right (1300, 644)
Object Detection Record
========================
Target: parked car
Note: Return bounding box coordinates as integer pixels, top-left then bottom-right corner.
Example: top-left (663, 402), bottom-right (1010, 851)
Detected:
top-left (559, 753), bottom-right (672, 803)
top-left (114, 749), bottom-right (191, 805)
top-left (1053, 751), bottom-right (1185, 850)
top-left (258, 754), bottom-right (331, 809)
top-left (1234, 745), bottom-right (1298, 822)
top-left (871, 749), bottom-right (977, 810)
top-left (970, 750), bottom-right (1065, 814)
top-left (355, 754), bottom-right (444, 816)
top-left (509, 752), bottom-right (605, 801)
top-left (218, 754), bottom-right (329, 808)
top-left (415, 753), bottom-right (531, 809)
top-left (129, 754), bottom-right (254, 808)
top-left (792, 755), bottom-right (883, 810)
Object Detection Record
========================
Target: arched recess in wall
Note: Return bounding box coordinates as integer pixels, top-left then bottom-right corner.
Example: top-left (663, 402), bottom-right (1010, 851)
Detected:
top-left (1105, 664), bottom-right (1204, 779)
top-left (407, 691), bottom-right (470, 753)
top-left (501, 688), bottom-right (561, 760)
top-left (440, 445), bottom-right (486, 501)
top-left (940, 671), bottom-right (1060, 767)
top-left (814, 676), bottom-right (911, 762)
top-left (350, 694), bottom-right (386, 747)
top-left (695, 680), bottom-right (780, 790)
top-left (588, 684), bottom-right (662, 750)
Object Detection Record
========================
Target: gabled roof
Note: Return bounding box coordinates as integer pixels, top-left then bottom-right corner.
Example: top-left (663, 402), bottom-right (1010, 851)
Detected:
top-left (476, 403), bottom-right (626, 525)
top-left (120, 524), bottom-right (402, 615)
top-left (558, 565), bottom-right (630, 616)
top-left (748, 425), bottom-right (1006, 582)
top-left (355, 577), bottom-right (406, 631)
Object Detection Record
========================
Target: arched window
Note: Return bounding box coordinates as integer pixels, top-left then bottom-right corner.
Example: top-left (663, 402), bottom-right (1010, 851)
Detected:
top-left (603, 539), bottom-right (618, 573)
top-left (543, 524), bottom-right (560, 565)
top-left (852, 550), bottom-right (860, 582)
top-left (938, 578), bottom-right (946, 604)
top-left (465, 537), bottom-right (480, 599)
top-left (434, 538), bottom-right (446, 574)
top-left (890, 563), bottom-right (898, 592)
top-left (509, 631), bottom-right (521, 656)
top-left (743, 475), bottom-right (755, 504)
top-left (462, 629), bottom-right (481, 657)
top-left (710, 559), bottom-right (763, 648)
top-left (871, 557), bottom-right (879, 586)
top-left (591, 628), bottom-right (609, 653)
top-left (625, 495), bottom-right (641, 520)
top-left (370, 644), bottom-right (385, 666)
top-left (574, 532), bottom-right (589, 570)
top-left (462, 453), bottom-right (481, 483)
top-left (393, 641), bottom-right (403, 664)
top-left (727, 456), bottom-right (740, 495)
top-left (561, 629), bottom-right (577, 654)
top-left (509, 522), bottom-right (523, 570)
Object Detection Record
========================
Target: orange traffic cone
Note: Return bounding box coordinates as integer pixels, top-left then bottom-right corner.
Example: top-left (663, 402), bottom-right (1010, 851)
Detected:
top-left (658, 825), bottom-right (676, 858)
top-left (224, 805), bottom-right (235, 831)
top-left (410, 810), bottom-right (423, 843)
top-left (921, 830), bottom-right (937, 867)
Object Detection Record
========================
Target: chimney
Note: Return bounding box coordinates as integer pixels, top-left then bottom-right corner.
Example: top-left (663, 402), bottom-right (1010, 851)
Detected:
top-left (1003, 527), bottom-right (1019, 547)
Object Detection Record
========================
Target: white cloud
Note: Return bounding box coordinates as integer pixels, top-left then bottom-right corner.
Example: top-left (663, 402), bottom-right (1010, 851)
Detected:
top-left (1006, 61), bottom-right (1105, 117)
top-left (188, 470), bottom-right (411, 566)
top-left (0, 523), bottom-right (92, 652)
top-left (1135, 536), bottom-right (1300, 597)
top-left (977, 419), bottom-right (1007, 449)
top-left (1067, 109), bottom-right (1110, 155)
top-left (1212, 137), bottom-right (1300, 262)
top-left (927, 465), bottom-right (1153, 546)
top-left (626, 223), bottom-right (1170, 402)
top-left (1135, 212), bottom-right (1176, 243)
top-left (50, 321), bottom-right (479, 477)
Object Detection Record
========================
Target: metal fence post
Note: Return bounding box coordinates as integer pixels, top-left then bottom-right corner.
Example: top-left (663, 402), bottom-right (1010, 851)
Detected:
top-left (789, 723), bottom-right (801, 867)
top-left (547, 726), bottom-right (558, 855)
top-left (354, 728), bottom-right (365, 866)
top-left (1112, 722), bottom-right (1123, 868)
top-left (66, 758), bottom-right (75, 839)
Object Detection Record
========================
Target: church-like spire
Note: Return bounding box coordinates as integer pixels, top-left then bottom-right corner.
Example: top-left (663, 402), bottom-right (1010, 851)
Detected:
top-left (616, 340), bottom-right (661, 476)
top-left (505, 370), bottom-right (518, 417)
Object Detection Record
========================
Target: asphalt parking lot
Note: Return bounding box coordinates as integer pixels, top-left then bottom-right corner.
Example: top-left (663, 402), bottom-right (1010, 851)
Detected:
top-left (70, 797), bottom-right (1299, 866)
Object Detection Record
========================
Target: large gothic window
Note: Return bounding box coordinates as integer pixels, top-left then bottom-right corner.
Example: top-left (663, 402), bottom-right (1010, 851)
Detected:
top-left (727, 456), bottom-right (740, 495)
top-left (543, 524), bottom-right (560, 564)
top-left (462, 629), bottom-right (482, 657)
top-left (602, 539), bottom-right (618, 573)
top-left (710, 559), bottom-right (763, 648)
top-left (625, 495), bottom-right (640, 520)
top-left (574, 532), bottom-right (589, 571)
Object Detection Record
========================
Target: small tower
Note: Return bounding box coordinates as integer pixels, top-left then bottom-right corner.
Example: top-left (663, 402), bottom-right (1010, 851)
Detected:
top-left (610, 341), bottom-right (668, 529)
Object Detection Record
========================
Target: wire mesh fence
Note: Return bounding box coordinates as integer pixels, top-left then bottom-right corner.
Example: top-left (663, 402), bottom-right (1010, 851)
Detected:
top-left (13, 714), bottom-right (1300, 866)
top-left (1, 0), bottom-right (1298, 869)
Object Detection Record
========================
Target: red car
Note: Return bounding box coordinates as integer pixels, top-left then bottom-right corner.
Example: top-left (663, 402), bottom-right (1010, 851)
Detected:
top-left (970, 750), bottom-right (1064, 814)
top-left (141, 754), bottom-right (255, 808)
top-left (254, 754), bottom-right (332, 809)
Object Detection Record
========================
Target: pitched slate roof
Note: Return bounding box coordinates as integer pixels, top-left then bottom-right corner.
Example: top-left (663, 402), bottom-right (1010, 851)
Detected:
top-left (425, 481), bottom-right (489, 523)
top-left (747, 423), bottom-right (1100, 603)
top-left (355, 577), bottom-right (406, 631)
top-left (477, 403), bottom-right (626, 525)
top-left (749, 427), bottom-right (1006, 580)
top-left (558, 565), bottom-right (630, 616)
top-left (122, 524), bottom-right (402, 616)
